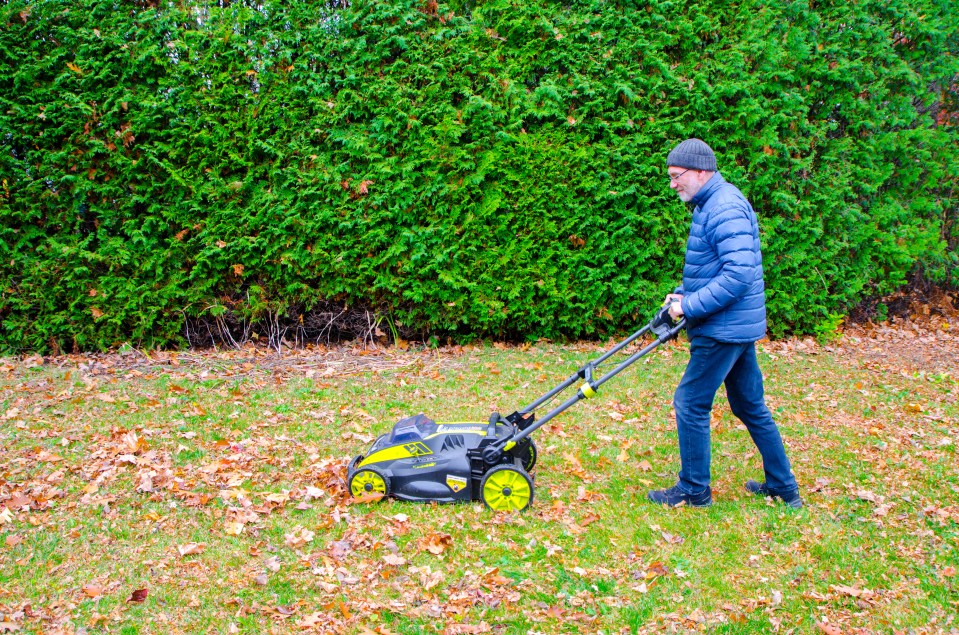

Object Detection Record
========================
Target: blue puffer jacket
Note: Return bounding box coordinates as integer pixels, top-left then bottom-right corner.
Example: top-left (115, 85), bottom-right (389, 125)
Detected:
top-left (676, 173), bottom-right (767, 343)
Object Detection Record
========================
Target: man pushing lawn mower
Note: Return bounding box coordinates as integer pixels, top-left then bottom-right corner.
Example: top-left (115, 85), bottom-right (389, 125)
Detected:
top-left (347, 139), bottom-right (800, 512)
top-left (648, 138), bottom-right (803, 509)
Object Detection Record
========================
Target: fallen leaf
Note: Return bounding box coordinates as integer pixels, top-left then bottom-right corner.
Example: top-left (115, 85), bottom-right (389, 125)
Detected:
top-left (177, 543), bottom-right (206, 557)
top-left (224, 521), bottom-right (244, 536)
top-left (647, 561), bottom-right (670, 577)
top-left (328, 540), bottom-right (352, 560)
top-left (830, 584), bottom-right (874, 599)
top-left (444, 622), bottom-right (491, 634)
top-left (383, 553), bottom-right (406, 566)
top-left (661, 531), bottom-right (684, 545)
top-left (418, 532), bottom-right (452, 555)
top-left (121, 431), bottom-right (147, 454)
top-left (264, 490), bottom-right (291, 505)
top-left (0, 507), bottom-right (13, 525)
top-left (817, 623), bottom-right (842, 635)
top-left (284, 526), bottom-right (315, 549)
top-left (127, 588), bottom-right (148, 603)
top-left (36, 450), bottom-right (63, 463)
top-left (264, 556), bottom-right (281, 572)
top-left (297, 613), bottom-right (326, 628)
top-left (82, 584), bottom-right (104, 598)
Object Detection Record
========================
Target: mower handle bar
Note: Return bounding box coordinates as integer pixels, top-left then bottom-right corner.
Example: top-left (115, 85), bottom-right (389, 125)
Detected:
top-left (517, 320), bottom-right (654, 415)
top-left (506, 307), bottom-right (685, 446)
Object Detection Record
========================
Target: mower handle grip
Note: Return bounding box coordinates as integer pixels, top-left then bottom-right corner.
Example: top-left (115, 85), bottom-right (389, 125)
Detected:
top-left (650, 304), bottom-right (682, 340)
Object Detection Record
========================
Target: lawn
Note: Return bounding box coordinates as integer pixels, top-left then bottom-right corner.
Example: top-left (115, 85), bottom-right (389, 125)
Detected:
top-left (1, 322), bottom-right (957, 634)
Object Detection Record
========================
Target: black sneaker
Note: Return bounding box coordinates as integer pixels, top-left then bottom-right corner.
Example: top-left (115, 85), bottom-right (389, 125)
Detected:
top-left (745, 480), bottom-right (803, 508)
top-left (647, 484), bottom-right (712, 507)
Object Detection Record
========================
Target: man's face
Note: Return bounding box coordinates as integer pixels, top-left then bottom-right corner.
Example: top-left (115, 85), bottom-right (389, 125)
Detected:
top-left (668, 166), bottom-right (710, 203)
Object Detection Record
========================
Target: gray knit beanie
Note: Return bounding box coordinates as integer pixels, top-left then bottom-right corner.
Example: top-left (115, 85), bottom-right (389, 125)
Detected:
top-left (666, 138), bottom-right (717, 171)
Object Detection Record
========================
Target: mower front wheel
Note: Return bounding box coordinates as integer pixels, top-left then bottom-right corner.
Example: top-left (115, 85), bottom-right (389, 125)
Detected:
top-left (480, 464), bottom-right (534, 512)
top-left (349, 466), bottom-right (390, 501)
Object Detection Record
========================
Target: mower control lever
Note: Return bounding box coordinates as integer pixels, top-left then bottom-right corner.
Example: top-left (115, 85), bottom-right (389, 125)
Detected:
top-left (578, 363), bottom-right (595, 382)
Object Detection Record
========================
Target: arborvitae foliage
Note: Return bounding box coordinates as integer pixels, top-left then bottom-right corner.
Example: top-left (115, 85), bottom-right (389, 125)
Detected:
top-left (1, 0), bottom-right (957, 353)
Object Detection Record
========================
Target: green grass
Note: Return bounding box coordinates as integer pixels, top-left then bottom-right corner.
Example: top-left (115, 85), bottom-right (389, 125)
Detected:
top-left (1, 339), bottom-right (957, 633)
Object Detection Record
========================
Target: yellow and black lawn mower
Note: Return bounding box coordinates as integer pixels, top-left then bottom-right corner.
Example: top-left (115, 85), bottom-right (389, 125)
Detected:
top-left (347, 306), bottom-right (685, 512)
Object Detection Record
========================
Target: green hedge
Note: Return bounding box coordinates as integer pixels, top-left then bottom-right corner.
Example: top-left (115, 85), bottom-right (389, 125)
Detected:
top-left (1, 0), bottom-right (957, 353)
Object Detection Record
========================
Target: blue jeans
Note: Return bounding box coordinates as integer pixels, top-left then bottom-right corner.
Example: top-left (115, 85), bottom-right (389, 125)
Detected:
top-left (674, 337), bottom-right (797, 494)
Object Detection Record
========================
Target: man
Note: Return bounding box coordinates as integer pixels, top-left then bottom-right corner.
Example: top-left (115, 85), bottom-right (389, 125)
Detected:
top-left (648, 138), bottom-right (802, 509)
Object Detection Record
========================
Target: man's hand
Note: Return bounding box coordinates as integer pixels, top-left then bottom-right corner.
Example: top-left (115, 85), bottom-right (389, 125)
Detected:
top-left (664, 294), bottom-right (684, 320)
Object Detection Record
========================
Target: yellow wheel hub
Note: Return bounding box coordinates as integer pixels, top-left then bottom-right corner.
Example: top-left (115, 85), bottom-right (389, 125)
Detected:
top-left (350, 469), bottom-right (387, 498)
top-left (482, 467), bottom-right (532, 512)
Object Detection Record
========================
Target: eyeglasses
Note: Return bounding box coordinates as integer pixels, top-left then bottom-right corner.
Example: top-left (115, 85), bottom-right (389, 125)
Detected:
top-left (668, 168), bottom-right (692, 182)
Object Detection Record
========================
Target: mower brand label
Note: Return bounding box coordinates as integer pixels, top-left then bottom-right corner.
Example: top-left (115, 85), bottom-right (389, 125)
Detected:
top-left (403, 442), bottom-right (432, 457)
top-left (446, 475), bottom-right (467, 493)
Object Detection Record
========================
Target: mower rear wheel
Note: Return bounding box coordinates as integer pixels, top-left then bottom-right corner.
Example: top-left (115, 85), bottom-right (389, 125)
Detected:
top-left (521, 440), bottom-right (537, 472)
top-left (480, 464), bottom-right (534, 512)
top-left (349, 467), bottom-right (390, 500)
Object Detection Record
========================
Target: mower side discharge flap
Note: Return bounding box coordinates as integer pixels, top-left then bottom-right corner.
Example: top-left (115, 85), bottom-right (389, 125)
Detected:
top-left (347, 306), bottom-right (685, 511)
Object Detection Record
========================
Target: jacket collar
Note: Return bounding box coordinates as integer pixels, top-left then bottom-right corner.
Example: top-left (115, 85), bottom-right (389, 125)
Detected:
top-left (690, 172), bottom-right (724, 208)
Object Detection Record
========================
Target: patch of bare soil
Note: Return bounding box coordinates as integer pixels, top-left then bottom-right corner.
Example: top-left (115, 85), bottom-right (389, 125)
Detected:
top-left (835, 286), bottom-right (959, 376)
top-left (0, 343), bottom-right (466, 384)
top-left (3, 286), bottom-right (959, 379)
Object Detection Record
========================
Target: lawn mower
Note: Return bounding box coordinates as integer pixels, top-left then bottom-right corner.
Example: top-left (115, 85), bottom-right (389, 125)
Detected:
top-left (347, 305), bottom-right (685, 512)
